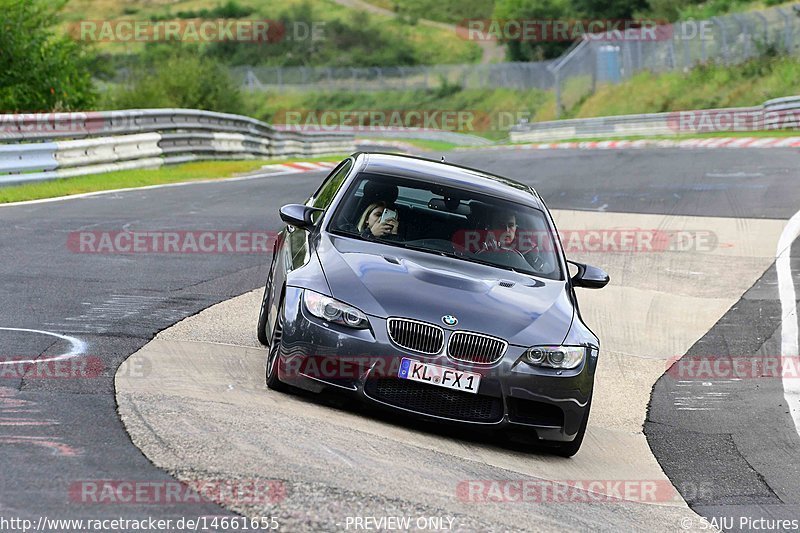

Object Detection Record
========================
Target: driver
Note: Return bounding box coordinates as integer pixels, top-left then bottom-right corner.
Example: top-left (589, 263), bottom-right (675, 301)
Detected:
top-left (483, 209), bottom-right (553, 273)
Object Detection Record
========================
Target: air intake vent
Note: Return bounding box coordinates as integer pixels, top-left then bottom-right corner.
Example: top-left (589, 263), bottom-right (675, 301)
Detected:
top-left (365, 377), bottom-right (503, 422)
top-left (499, 280), bottom-right (515, 288)
top-left (448, 331), bottom-right (508, 364)
top-left (387, 318), bottom-right (444, 355)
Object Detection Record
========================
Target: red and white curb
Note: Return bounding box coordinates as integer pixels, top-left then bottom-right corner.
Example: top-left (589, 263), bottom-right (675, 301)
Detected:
top-left (477, 137), bottom-right (800, 151)
top-left (260, 161), bottom-right (337, 174)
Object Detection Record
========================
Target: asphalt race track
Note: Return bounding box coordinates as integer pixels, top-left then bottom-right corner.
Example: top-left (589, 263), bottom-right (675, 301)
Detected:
top-left (2, 147), bottom-right (799, 532)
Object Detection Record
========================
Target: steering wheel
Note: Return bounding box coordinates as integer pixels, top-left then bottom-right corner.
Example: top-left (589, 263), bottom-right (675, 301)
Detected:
top-left (474, 233), bottom-right (525, 259)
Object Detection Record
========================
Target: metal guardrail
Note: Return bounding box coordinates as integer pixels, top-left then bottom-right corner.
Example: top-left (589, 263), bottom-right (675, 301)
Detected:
top-left (272, 125), bottom-right (493, 146)
top-left (0, 109), bottom-right (354, 186)
top-left (509, 96), bottom-right (800, 143)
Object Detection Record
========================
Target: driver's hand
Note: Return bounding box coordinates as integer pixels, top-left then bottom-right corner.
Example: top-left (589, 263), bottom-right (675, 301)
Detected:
top-left (371, 222), bottom-right (394, 237)
top-left (483, 234), bottom-right (499, 250)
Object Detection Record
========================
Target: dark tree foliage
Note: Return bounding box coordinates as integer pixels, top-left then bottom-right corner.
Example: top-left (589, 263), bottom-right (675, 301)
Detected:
top-left (0, 0), bottom-right (97, 111)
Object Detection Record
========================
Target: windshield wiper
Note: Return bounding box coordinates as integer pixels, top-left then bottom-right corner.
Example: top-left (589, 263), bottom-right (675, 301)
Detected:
top-left (397, 242), bottom-right (458, 258)
top-left (460, 255), bottom-right (530, 275)
top-left (398, 242), bottom-right (533, 275)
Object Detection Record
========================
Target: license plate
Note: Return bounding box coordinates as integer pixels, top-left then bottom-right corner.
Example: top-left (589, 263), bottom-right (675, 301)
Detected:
top-left (398, 358), bottom-right (481, 394)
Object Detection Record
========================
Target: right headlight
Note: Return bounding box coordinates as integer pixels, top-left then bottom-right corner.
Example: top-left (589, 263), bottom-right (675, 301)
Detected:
top-left (523, 345), bottom-right (587, 370)
top-left (302, 289), bottom-right (370, 329)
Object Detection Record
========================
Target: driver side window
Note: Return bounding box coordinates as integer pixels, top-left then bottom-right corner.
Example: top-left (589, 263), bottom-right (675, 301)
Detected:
top-left (307, 160), bottom-right (353, 220)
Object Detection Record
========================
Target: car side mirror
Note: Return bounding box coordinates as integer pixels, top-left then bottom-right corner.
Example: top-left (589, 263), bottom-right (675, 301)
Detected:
top-left (568, 261), bottom-right (609, 289)
top-left (279, 204), bottom-right (322, 229)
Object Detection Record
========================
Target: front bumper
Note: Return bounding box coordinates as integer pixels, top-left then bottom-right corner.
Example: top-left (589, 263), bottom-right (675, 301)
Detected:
top-left (277, 286), bottom-right (596, 442)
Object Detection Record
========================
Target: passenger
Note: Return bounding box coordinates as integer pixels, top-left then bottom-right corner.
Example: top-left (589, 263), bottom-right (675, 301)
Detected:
top-left (357, 201), bottom-right (400, 239)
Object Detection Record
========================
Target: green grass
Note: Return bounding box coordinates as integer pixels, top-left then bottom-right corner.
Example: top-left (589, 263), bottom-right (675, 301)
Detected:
top-left (363, 0), bottom-right (494, 24)
top-left (393, 138), bottom-right (462, 151)
top-left (362, 138), bottom-right (462, 151)
top-left (0, 157), bottom-right (343, 204)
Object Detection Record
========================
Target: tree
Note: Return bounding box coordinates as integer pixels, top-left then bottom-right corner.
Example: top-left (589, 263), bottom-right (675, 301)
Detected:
top-left (492, 0), bottom-right (575, 61)
top-left (0, 0), bottom-right (97, 111)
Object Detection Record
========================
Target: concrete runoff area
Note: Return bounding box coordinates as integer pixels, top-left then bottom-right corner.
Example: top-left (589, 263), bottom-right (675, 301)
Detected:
top-left (116, 209), bottom-right (786, 531)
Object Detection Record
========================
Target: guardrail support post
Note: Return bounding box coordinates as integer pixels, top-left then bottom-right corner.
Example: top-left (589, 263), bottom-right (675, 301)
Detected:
top-left (711, 18), bottom-right (728, 64)
top-left (776, 8), bottom-right (793, 52)
top-left (554, 68), bottom-right (563, 119)
top-left (753, 12), bottom-right (769, 49)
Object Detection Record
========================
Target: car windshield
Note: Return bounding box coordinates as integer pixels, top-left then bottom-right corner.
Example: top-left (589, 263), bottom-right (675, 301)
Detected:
top-left (328, 172), bottom-right (563, 280)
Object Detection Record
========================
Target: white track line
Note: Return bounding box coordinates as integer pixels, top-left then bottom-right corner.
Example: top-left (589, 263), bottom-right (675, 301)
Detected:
top-left (777, 210), bottom-right (800, 436)
top-left (0, 327), bottom-right (86, 365)
top-left (0, 167), bottom-right (309, 209)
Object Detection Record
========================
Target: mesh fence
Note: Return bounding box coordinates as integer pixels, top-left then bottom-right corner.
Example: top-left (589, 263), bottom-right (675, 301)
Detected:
top-left (550, 5), bottom-right (800, 114)
top-left (233, 62), bottom-right (556, 92)
top-left (235, 5), bottom-right (800, 117)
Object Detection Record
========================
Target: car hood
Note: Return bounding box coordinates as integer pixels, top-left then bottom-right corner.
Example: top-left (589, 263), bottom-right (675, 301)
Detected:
top-left (317, 234), bottom-right (574, 346)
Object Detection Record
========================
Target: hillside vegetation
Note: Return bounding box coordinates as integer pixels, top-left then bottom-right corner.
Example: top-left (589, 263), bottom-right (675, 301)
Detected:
top-left (535, 54), bottom-right (800, 121)
top-left (233, 54), bottom-right (800, 139)
top-left (365, 0), bottom-right (789, 25)
top-left (60, 0), bottom-right (481, 66)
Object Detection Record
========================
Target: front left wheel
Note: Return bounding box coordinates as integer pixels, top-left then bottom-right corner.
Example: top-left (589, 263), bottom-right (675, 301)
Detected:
top-left (265, 298), bottom-right (288, 392)
top-left (256, 269), bottom-right (274, 346)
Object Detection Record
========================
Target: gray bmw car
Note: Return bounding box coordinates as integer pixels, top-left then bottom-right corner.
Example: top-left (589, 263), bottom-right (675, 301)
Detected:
top-left (257, 152), bottom-right (609, 456)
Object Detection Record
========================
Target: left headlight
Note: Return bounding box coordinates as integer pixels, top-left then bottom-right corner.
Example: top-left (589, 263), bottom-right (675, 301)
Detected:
top-left (303, 290), bottom-right (370, 329)
top-left (523, 345), bottom-right (587, 370)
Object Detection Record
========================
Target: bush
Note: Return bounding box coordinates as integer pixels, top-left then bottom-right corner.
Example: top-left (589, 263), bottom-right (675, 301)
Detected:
top-left (106, 51), bottom-right (244, 114)
top-left (176, 1), bottom-right (254, 19)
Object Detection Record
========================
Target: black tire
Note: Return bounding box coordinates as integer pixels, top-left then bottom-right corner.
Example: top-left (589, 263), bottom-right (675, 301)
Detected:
top-left (550, 396), bottom-right (592, 458)
top-left (256, 269), bottom-right (274, 346)
top-left (265, 298), bottom-right (288, 392)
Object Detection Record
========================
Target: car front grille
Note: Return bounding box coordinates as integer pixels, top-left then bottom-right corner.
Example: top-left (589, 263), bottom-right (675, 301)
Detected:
top-left (447, 331), bottom-right (508, 364)
top-left (387, 318), bottom-right (444, 355)
top-left (366, 378), bottom-right (503, 423)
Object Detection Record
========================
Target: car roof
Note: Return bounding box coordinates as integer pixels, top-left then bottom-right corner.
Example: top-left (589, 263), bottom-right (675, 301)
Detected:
top-left (351, 152), bottom-right (543, 208)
